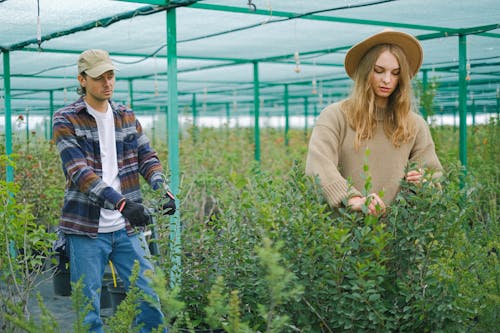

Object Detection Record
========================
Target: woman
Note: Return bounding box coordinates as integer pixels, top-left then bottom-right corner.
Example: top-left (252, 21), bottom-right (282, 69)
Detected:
top-left (305, 29), bottom-right (442, 216)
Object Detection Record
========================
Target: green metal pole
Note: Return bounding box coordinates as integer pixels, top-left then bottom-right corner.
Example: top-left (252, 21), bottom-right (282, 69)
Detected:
top-left (453, 107), bottom-right (457, 132)
top-left (225, 102), bottom-right (230, 124)
top-left (314, 103), bottom-right (318, 119)
top-left (253, 61), bottom-right (260, 162)
top-left (128, 79), bottom-right (134, 109)
top-left (3, 51), bottom-right (13, 183)
top-left (458, 34), bottom-right (468, 186)
top-left (44, 117), bottom-right (48, 140)
top-left (284, 84), bottom-right (289, 147)
top-left (421, 69), bottom-right (428, 120)
top-left (471, 98), bottom-right (476, 127)
top-left (496, 88), bottom-right (499, 120)
top-left (49, 90), bottom-right (54, 140)
top-left (191, 93), bottom-right (197, 143)
top-left (25, 108), bottom-right (30, 144)
top-left (225, 102), bottom-right (230, 136)
top-left (304, 97), bottom-right (309, 140)
top-left (167, 8), bottom-right (181, 287)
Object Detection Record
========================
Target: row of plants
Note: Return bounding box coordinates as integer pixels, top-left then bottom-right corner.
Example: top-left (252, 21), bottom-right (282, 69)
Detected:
top-left (0, 118), bottom-right (498, 332)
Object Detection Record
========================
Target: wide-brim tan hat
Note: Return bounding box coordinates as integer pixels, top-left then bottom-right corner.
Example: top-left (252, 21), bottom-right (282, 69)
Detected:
top-left (344, 29), bottom-right (423, 79)
top-left (78, 49), bottom-right (117, 78)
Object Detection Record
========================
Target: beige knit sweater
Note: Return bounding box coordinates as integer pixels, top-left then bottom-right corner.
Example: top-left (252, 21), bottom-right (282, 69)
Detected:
top-left (305, 102), bottom-right (443, 207)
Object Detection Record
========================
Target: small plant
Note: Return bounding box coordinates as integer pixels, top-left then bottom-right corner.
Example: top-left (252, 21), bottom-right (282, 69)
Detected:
top-left (0, 155), bottom-right (56, 332)
top-left (106, 261), bottom-right (144, 333)
top-left (70, 278), bottom-right (92, 333)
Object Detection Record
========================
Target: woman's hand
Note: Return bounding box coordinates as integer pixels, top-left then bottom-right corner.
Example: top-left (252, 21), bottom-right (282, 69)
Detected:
top-left (405, 168), bottom-right (424, 184)
top-left (347, 193), bottom-right (386, 216)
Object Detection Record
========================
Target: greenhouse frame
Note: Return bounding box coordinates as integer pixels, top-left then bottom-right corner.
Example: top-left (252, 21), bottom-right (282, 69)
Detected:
top-left (1, 1), bottom-right (499, 331)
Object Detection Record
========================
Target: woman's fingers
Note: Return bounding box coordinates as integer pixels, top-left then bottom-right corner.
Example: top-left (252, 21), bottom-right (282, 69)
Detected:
top-left (406, 169), bottom-right (424, 184)
top-left (348, 194), bottom-right (386, 216)
top-left (367, 193), bottom-right (386, 216)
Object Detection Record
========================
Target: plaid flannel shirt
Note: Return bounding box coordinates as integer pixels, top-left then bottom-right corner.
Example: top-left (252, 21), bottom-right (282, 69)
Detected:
top-left (53, 97), bottom-right (166, 236)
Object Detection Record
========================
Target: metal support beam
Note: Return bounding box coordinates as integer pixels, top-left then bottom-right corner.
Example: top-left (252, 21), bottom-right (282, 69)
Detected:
top-left (128, 79), bottom-right (134, 109)
top-left (166, 8), bottom-right (181, 287)
top-left (421, 69), bottom-right (428, 120)
top-left (304, 97), bottom-right (309, 139)
top-left (191, 93), bottom-right (197, 143)
top-left (458, 34), bottom-right (468, 186)
top-left (49, 90), bottom-right (54, 140)
top-left (3, 51), bottom-right (13, 183)
top-left (225, 102), bottom-right (230, 125)
top-left (284, 84), bottom-right (289, 147)
top-left (253, 61), bottom-right (260, 162)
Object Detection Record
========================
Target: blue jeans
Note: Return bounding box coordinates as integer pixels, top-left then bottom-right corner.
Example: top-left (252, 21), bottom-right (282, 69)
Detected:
top-left (67, 229), bottom-right (167, 333)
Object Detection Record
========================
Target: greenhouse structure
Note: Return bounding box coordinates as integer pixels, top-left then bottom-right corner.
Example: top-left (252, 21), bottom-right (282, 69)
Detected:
top-left (1, 1), bottom-right (499, 332)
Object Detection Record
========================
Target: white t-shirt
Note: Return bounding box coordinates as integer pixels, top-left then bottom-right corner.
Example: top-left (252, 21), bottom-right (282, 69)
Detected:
top-left (86, 102), bottom-right (125, 233)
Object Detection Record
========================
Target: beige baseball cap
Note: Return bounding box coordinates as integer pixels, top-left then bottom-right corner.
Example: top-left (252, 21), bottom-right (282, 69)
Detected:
top-left (344, 29), bottom-right (423, 79)
top-left (77, 49), bottom-right (117, 78)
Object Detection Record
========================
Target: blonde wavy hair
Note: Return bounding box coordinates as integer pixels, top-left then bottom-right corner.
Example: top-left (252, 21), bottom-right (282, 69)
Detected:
top-left (341, 44), bottom-right (417, 150)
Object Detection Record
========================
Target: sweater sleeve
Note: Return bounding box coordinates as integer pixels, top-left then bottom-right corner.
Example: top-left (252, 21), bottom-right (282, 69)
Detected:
top-left (409, 115), bottom-right (443, 179)
top-left (305, 104), bottom-right (362, 207)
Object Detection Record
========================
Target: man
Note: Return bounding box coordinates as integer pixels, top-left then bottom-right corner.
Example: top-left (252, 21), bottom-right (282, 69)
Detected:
top-left (53, 49), bottom-right (175, 333)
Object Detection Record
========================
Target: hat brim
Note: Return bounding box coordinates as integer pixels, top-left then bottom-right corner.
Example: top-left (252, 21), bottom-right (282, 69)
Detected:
top-left (344, 30), bottom-right (423, 79)
top-left (85, 63), bottom-right (117, 78)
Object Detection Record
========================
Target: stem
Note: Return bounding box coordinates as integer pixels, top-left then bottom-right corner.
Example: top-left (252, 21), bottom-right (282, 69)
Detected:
top-left (302, 297), bottom-right (333, 333)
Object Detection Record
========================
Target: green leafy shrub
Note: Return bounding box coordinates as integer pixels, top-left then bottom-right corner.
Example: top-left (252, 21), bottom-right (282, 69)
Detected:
top-left (1, 121), bottom-right (497, 332)
top-left (0, 155), bottom-right (57, 332)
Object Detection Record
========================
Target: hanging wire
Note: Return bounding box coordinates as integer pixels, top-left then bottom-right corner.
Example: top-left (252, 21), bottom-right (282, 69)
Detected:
top-left (294, 51), bottom-right (301, 73)
top-left (36, 0), bottom-right (42, 49)
top-left (153, 54), bottom-right (159, 96)
top-left (261, 0), bottom-right (273, 25)
top-left (247, 0), bottom-right (256, 11)
top-left (312, 60), bottom-right (317, 94)
top-left (180, 0), bottom-right (396, 44)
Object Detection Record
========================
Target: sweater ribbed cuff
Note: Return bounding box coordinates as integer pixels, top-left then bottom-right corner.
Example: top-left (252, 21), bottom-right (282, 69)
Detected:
top-left (323, 181), bottom-right (362, 208)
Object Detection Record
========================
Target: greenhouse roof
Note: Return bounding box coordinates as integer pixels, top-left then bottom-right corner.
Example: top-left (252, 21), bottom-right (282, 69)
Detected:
top-left (1, 0), bottom-right (500, 117)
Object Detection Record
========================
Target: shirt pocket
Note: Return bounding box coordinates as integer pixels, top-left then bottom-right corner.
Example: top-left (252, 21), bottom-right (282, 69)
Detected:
top-left (123, 130), bottom-right (139, 153)
top-left (74, 128), bottom-right (97, 157)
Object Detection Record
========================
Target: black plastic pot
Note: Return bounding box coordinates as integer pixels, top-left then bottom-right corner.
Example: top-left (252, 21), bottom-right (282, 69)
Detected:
top-left (100, 272), bottom-right (115, 309)
top-left (53, 252), bottom-right (71, 296)
top-left (107, 280), bottom-right (127, 313)
top-left (53, 269), bottom-right (71, 296)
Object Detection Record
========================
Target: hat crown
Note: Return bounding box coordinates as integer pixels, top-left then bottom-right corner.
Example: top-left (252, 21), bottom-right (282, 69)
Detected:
top-left (344, 30), bottom-right (423, 79)
top-left (77, 49), bottom-right (116, 78)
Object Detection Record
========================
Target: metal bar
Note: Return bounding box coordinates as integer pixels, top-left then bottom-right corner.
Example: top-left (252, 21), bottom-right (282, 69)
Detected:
top-left (189, 3), bottom-right (459, 34)
top-left (3, 51), bottom-right (13, 182)
top-left (192, 93), bottom-right (198, 143)
top-left (421, 69), bottom-right (428, 120)
top-left (49, 91), bottom-right (54, 140)
top-left (497, 88), bottom-right (500, 120)
top-left (167, 8), bottom-right (181, 287)
top-left (304, 97), bottom-right (309, 139)
top-left (2, 6), bottom-right (169, 52)
top-left (253, 61), bottom-right (260, 162)
top-left (284, 84), bottom-right (289, 147)
top-left (128, 79), bottom-right (134, 109)
top-left (458, 34), bottom-right (468, 187)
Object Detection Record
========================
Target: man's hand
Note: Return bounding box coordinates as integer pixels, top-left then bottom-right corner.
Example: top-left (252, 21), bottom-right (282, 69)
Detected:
top-left (117, 199), bottom-right (150, 226)
top-left (160, 191), bottom-right (176, 215)
top-left (347, 193), bottom-right (386, 217)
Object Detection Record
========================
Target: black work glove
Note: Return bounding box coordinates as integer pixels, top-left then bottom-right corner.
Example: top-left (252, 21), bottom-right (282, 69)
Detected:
top-left (160, 191), bottom-right (176, 215)
top-left (118, 199), bottom-right (151, 226)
